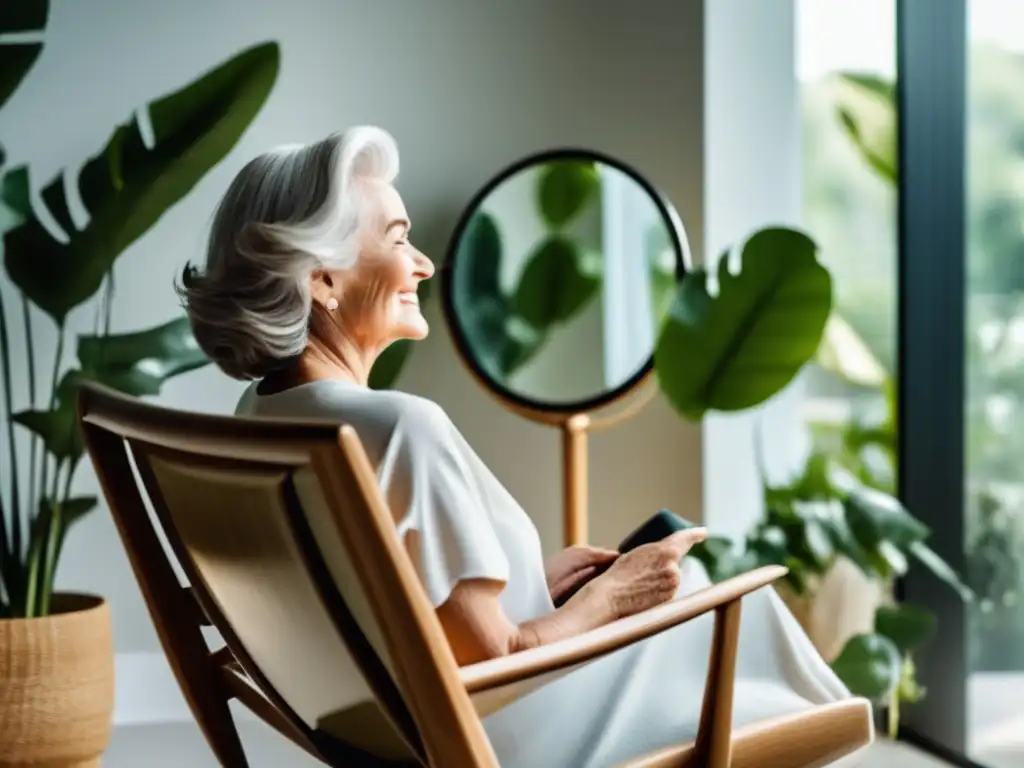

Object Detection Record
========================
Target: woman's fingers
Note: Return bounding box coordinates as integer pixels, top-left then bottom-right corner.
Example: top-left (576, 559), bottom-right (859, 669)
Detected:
top-left (585, 546), bottom-right (620, 564)
top-left (551, 565), bottom-right (598, 601)
top-left (662, 527), bottom-right (708, 559)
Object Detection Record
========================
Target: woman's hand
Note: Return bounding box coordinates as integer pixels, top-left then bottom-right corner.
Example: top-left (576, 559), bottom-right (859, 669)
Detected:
top-left (578, 528), bottom-right (708, 620)
top-left (544, 545), bottom-right (620, 605)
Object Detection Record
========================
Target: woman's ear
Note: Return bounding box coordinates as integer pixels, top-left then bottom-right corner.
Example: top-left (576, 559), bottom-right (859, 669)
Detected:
top-left (308, 268), bottom-right (335, 307)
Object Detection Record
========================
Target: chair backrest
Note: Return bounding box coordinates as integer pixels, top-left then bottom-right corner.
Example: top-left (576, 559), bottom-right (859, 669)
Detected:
top-left (76, 382), bottom-right (498, 767)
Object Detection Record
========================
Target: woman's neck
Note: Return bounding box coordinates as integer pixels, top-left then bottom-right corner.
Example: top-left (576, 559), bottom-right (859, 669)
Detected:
top-left (258, 336), bottom-right (380, 395)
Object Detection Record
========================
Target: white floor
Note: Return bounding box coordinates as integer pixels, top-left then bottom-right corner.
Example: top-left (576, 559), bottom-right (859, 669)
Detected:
top-left (969, 673), bottom-right (1024, 767)
top-left (102, 711), bottom-right (952, 767)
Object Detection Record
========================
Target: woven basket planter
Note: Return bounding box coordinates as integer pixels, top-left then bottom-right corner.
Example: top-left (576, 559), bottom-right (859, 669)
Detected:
top-left (0, 594), bottom-right (114, 767)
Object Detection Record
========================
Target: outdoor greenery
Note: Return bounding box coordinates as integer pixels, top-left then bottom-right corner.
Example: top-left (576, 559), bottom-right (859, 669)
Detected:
top-left (803, 45), bottom-right (1024, 675)
top-left (0, 2), bottom-right (279, 618)
top-left (652, 224), bottom-right (971, 735)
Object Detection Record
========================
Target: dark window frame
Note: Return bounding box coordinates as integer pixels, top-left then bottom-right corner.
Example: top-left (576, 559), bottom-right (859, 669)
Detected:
top-left (895, 1), bottom-right (982, 766)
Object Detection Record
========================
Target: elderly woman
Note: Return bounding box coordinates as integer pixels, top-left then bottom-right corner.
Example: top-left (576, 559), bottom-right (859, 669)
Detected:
top-left (179, 126), bottom-right (870, 767)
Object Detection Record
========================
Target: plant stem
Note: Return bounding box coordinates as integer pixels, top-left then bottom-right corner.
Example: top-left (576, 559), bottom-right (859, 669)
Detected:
top-left (37, 326), bottom-right (65, 507)
top-left (38, 461), bottom-right (78, 616)
top-left (22, 296), bottom-right (38, 552)
top-left (37, 494), bottom-right (62, 616)
top-left (888, 687), bottom-right (900, 739)
top-left (0, 289), bottom-right (18, 590)
top-left (22, 510), bottom-right (48, 619)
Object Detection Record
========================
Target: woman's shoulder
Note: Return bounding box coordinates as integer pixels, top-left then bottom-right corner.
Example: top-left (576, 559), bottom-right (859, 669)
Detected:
top-left (241, 379), bottom-right (453, 436)
top-left (377, 388), bottom-right (454, 435)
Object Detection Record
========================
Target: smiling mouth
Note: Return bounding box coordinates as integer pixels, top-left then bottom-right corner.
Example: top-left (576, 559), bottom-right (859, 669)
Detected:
top-left (398, 291), bottom-right (419, 306)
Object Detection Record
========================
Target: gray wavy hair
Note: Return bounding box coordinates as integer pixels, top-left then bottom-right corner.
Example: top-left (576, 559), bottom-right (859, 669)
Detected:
top-left (178, 126), bottom-right (400, 380)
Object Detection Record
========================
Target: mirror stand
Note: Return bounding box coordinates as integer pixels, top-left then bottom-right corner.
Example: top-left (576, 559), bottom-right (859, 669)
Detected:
top-left (561, 413), bottom-right (590, 547)
top-left (517, 380), bottom-right (658, 548)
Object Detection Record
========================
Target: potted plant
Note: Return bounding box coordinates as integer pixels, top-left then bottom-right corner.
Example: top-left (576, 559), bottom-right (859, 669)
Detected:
top-left (651, 225), bottom-right (973, 735)
top-left (0, 6), bottom-right (279, 763)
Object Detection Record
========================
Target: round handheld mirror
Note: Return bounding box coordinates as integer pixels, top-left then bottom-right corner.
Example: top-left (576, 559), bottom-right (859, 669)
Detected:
top-left (442, 149), bottom-right (691, 545)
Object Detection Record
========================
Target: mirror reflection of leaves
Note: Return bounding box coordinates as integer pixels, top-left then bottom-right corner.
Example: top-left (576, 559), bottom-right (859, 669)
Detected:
top-left (453, 160), bottom-right (602, 381)
top-left (454, 160), bottom-right (677, 384)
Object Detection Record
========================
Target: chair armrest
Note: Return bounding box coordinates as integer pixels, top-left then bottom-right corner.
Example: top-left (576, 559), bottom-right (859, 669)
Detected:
top-left (460, 564), bottom-right (787, 694)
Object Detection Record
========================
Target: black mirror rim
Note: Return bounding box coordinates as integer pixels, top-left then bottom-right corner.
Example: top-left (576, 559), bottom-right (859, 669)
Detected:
top-left (440, 147), bottom-right (689, 416)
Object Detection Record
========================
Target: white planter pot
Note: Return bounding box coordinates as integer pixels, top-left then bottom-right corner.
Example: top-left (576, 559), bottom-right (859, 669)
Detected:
top-left (776, 557), bottom-right (886, 662)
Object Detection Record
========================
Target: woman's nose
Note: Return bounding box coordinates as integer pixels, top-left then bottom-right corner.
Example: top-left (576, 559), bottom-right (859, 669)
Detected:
top-left (414, 248), bottom-right (435, 280)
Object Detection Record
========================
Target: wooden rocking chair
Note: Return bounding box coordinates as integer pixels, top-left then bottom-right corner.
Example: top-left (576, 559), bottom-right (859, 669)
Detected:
top-left (77, 382), bottom-right (873, 767)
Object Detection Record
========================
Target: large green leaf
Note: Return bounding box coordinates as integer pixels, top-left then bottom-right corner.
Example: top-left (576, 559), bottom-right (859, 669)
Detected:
top-left (513, 236), bottom-right (602, 330)
top-left (12, 371), bottom-right (86, 463)
top-left (1, 2), bottom-right (49, 33)
top-left (0, 44), bottom-right (43, 113)
top-left (77, 316), bottom-right (209, 395)
top-left (830, 633), bottom-right (902, 702)
top-left (875, 604), bottom-right (937, 655)
top-left (909, 541), bottom-right (974, 602)
top-left (537, 160), bottom-right (599, 228)
top-left (0, 1), bottom-right (48, 110)
top-left (1, 165), bottom-right (31, 219)
top-left (844, 485), bottom-right (929, 549)
top-left (4, 42), bottom-right (281, 322)
top-left (834, 73), bottom-right (897, 185)
top-left (654, 227), bottom-right (832, 420)
top-left (14, 317), bottom-right (209, 462)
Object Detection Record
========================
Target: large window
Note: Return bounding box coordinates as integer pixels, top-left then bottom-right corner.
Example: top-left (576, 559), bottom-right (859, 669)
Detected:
top-left (797, 0), bottom-right (896, 446)
top-left (964, 2), bottom-right (1024, 765)
top-left (800, 1), bottom-right (1024, 765)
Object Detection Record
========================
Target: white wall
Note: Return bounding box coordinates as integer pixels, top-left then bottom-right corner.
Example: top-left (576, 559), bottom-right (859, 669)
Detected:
top-left (0, 0), bottom-right (706, 659)
top-left (702, 0), bottom-right (806, 539)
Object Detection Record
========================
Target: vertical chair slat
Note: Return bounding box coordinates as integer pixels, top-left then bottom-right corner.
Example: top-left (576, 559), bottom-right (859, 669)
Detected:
top-left (78, 415), bottom-right (250, 768)
top-left (694, 600), bottom-right (743, 768)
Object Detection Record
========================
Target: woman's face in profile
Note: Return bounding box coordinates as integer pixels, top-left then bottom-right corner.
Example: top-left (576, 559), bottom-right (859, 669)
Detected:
top-left (314, 181), bottom-right (435, 350)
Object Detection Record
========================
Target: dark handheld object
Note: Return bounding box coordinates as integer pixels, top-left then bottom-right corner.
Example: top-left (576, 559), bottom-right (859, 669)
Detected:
top-left (552, 509), bottom-right (698, 608)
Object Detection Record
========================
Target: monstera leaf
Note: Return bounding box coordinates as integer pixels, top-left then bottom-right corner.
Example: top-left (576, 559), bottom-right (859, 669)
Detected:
top-left (0, 1), bottom-right (48, 111)
top-left (537, 160), bottom-right (599, 228)
top-left (12, 317), bottom-right (209, 465)
top-left (77, 316), bottom-right (209, 395)
top-left (513, 236), bottom-right (602, 330)
top-left (12, 371), bottom-right (86, 464)
top-left (4, 42), bottom-right (280, 323)
top-left (655, 227), bottom-right (832, 420)
top-left (834, 73), bottom-right (897, 185)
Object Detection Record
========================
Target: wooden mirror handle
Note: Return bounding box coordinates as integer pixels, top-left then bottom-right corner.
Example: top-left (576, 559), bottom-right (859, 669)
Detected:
top-left (561, 414), bottom-right (590, 547)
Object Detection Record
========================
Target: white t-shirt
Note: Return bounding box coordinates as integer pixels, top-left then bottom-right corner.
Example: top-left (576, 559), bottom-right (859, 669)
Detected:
top-left (237, 379), bottom-right (867, 768)
top-left (236, 379), bottom-right (552, 623)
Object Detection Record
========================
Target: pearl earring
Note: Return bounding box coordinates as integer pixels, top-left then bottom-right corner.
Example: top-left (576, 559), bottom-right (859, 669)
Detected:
top-left (325, 297), bottom-right (338, 312)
